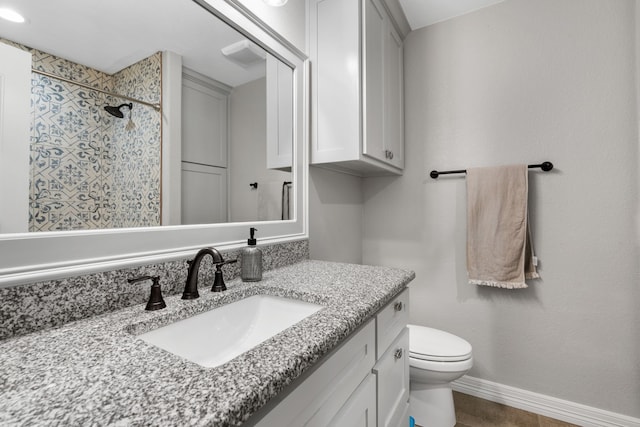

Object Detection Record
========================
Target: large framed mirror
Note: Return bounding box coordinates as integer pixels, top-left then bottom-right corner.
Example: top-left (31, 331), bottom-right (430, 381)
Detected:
top-left (0, 0), bottom-right (308, 286)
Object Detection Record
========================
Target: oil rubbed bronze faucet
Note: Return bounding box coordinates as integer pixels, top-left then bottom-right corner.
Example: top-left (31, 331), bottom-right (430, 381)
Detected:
top-left (128, 276), bottom-right (166, 311)
top-left (182, 247), bottom-right (237, 299)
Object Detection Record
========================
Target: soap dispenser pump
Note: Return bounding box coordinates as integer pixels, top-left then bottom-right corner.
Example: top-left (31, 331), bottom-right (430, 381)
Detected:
top-left (241, 227), bottom-right (262, 282)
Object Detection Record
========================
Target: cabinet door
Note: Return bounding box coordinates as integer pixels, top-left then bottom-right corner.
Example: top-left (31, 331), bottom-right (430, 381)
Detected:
top-left (363, 0), bottom-right (404, 170)
top-left (310, 0), bottom-right (361, 164)
top-left (253, 320), bottom-right (375, 426)
top-left (383, 24), bottom-right (404, 169)
top-left (362, 0), bottom-right (385, 164)
top-left (329, 374), bottom-right (377, 426)
top-left (182, 73), bottom-right (228, 168)
top-left (374, 328), bottom-right (410, 427)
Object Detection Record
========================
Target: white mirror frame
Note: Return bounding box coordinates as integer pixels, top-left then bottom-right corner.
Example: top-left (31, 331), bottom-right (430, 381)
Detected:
top-left (0, 0), bottom-right (309, 287)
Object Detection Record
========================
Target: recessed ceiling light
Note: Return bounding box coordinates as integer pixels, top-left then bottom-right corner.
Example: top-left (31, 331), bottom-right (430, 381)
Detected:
top-left (263, 0), bottom-right (288, 6)
top-left (0, 8), bottom-right (25, 23)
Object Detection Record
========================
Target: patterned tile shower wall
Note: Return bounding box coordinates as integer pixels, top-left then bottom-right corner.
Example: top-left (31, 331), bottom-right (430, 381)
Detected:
top-left (0, 39), bottom-right (162, 231)
top-left (109, 54), bottom-right (162, 228)
top-left (29, 49), bottom-right (113, 231)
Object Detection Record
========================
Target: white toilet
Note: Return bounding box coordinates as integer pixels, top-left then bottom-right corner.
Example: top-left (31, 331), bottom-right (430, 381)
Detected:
top-left (408, 324), bottom-right (473, 427)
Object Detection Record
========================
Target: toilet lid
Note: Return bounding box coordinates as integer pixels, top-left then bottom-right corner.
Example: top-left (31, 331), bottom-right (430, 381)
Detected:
top-left (408, 324), bottom-right (472, 362)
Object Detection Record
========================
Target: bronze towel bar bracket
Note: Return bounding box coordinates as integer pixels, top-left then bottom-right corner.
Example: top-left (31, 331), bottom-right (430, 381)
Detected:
top-left (429, 161), bottom-right (553, 179)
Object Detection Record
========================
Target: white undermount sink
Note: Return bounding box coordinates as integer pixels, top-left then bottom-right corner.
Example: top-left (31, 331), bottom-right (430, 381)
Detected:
top-left (137, 294), bottom-right (323, 368)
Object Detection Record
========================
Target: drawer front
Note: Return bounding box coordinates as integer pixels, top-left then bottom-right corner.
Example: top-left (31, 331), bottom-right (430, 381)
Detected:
top-left (376, 288), bottom-right (409, 357)
top-left (373, 328), bottom-right (410, 427)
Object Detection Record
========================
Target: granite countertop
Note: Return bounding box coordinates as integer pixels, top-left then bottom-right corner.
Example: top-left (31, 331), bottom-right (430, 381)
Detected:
top-left (0, 260), bottom-right (414, 426)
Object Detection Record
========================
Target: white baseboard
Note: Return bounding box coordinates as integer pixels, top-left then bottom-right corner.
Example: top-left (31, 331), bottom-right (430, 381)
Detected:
top-left (452, 376), bottom-right (640, 427)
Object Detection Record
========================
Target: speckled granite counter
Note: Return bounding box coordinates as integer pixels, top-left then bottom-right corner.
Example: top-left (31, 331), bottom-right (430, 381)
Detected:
top-left (0, 260), bottom-right (414, 426)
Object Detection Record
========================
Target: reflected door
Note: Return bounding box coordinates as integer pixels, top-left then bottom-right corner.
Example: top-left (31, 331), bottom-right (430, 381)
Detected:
top-left (181, 163), bottom-right (228, 224)
top-left (181, 68), bottom-right (230, 224)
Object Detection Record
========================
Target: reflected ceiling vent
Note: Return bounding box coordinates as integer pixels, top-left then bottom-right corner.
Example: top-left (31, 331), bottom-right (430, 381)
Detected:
top-left (221, 40), bottom-right (266, 68)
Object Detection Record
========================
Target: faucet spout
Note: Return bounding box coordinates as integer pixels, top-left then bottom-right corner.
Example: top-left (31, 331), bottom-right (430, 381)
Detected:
top-left (182, 247), bottom-right (224, 299)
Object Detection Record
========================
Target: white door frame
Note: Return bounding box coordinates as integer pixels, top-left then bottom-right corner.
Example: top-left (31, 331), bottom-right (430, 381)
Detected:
top-left (0, 42), bottom-right (31, 233)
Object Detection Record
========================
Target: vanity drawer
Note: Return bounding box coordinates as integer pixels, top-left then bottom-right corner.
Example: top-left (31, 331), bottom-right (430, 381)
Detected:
top-left (373, 327), bottom-right (410, 427)
top-left (376, 288), bottom-right (409, 358)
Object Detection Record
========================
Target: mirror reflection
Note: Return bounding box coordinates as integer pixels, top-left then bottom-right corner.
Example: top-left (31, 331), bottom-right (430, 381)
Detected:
top-left (0, 0), bottom-right (293, 233)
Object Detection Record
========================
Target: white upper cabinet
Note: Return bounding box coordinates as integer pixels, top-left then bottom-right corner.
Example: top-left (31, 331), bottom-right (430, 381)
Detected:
top-left (310, 0), bottom-right (404, 176)
top-left (383, 14), bottom-right (404, 170)
top-left (266, 54), bottom-right (294, 171)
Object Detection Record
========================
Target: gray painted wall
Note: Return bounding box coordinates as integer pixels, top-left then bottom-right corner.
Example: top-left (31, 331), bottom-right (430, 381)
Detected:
top-left (239, 0), bottom-right (640, 417)
top-left (228, 78), bottom-right (292, 222)
top-left (237, 0), bottom-right (365, 264)
top-left (362, 0), bottom-right (640, 418)
top-left (309, 166), bottom-right (363, 264)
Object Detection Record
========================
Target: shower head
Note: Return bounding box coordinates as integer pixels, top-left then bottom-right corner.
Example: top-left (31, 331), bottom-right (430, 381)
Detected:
top-left (104, 103), bottom-right (133, 118)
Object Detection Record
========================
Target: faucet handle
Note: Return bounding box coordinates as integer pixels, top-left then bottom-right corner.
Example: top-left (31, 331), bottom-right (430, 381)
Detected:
top-left (216, 259), bottom-right (238, 267)
top-left (128, 275), bottom-right (167, 311)
top-left (211, 259), bottom-right (238, 292)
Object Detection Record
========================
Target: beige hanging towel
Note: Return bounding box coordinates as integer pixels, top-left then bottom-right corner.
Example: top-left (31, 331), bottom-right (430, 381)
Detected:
top-left (466, 164), bottom-right (540, 289)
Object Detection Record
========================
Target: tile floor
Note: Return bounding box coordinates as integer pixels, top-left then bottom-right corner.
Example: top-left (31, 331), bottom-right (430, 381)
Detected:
top-left (452, 392), bottom-right (579, 427)
top-left (416, 392), bottom-right (579, 427)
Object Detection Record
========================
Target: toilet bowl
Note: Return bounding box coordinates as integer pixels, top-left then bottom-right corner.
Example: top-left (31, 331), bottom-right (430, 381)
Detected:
top-left (408, 324), bottom-right (473, 427)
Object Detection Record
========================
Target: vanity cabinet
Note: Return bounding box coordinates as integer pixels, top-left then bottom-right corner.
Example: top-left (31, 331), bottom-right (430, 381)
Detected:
top-left (251, 288), bottom-right (409, 427)
top-left (374, 289), bottom-right (410, 427)
top-left (330, 374), bottom-right (377, 426)
top-left (253, 319), bottom-right (376, 426)
top-left (309, 0), bottom-right (404, 176)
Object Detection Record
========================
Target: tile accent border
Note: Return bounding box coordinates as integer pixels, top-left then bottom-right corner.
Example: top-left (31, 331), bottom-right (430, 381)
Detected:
top-left (453, 376), bottom-right (640, 427)
top-left (0, 239), bottom-right (308, 341)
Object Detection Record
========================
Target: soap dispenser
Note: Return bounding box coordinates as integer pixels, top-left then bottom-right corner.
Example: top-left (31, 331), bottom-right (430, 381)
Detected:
top-left (241, 227), bottom-right (262, 282)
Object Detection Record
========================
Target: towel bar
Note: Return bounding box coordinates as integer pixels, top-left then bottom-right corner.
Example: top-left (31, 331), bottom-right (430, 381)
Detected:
top-left (430, 162), bottom-right (553, 179)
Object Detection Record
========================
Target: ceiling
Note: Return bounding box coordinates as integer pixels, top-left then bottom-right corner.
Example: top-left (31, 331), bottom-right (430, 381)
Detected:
top-left (0, 0), bottom-right (266, 87)
top-left (398, 0), bottom-right (506, 30)
top-left (0, 0), bottom-right (508, 86)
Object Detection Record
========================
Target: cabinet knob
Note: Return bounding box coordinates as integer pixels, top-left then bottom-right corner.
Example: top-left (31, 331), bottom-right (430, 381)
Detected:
top-left (384, 150), bottom-right (394, 160)
top-left (393, 301), bottom-right (403, 312)
top-left (394, 348), bottom-right (403, 360)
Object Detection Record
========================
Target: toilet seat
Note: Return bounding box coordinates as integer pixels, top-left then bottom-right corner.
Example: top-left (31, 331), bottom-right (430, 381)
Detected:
top-left (408, 324), bottom-right (472, 362)
top-left (409, 354), bottom-right (474, 373)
